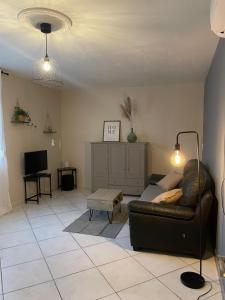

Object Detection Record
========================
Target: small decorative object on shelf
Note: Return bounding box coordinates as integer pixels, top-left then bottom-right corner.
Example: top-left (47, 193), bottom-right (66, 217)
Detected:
top-left (127, 127), bottom-right (137, 143)
top-left (120, 96), bottom-right (137, 143)
top-left (43, 113), bottom-right (56, 133)
top-left (11, 101), bottom-right (36, 126)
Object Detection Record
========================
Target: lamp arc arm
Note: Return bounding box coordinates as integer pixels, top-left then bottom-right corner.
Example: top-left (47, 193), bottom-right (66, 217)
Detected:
top-left (175, 131), bottom-right (200, 161)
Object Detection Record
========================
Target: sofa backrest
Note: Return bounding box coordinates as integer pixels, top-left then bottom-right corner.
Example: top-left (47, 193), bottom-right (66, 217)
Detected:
top-left (179, 159), bottom-right (214, 208)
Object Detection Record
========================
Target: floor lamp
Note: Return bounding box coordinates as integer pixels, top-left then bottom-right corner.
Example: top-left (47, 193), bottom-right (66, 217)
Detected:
top-left (171, 131), bottom-right (205, 289)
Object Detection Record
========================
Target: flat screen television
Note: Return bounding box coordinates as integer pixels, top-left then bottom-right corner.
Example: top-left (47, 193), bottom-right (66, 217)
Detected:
top-left (24, 150), bottom-right (48, 175)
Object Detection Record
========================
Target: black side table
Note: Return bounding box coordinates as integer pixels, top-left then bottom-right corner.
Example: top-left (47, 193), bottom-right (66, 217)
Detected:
top-left (57, 167), bottom-right (77, 190)
top-left (24, 173), bottom-right (52, 204)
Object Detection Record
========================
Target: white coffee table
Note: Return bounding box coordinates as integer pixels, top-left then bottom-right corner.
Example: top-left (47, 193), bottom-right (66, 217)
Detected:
top-left (87, 188), bottom-right (123, 223)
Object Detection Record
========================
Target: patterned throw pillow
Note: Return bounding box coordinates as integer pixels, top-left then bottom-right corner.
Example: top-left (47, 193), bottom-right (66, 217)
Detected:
top-left (152, 188), bottom-right (183, 204)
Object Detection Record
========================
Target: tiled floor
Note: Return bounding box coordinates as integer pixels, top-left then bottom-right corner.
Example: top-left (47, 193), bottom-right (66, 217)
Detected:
top-left (0, 190), bottom-right (223, 300)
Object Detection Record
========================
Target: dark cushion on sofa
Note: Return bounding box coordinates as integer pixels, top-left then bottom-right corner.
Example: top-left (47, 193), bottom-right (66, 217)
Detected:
top-left (179, 160), bottom-right (212, 208)
top-left (148, 174), bottom-right (165, 185)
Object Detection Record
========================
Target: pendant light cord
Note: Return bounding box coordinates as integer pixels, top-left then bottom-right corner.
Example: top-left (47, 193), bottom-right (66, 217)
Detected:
top-left (45, 33), bottom-right (48, 58)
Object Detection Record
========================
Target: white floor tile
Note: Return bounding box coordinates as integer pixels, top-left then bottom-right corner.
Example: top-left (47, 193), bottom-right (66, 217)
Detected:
top-left (33, 224), bottom-right (67, 241)
top-left (46, 248), bottom-right (94, 278)
top-left (57, 211), bottom-right (83, 226)
top-left (29, 214), bottom-right (62, 228)
top-left (0, 230), bottom-right (35, 250)
top-left (99, 256), bottom-right (153, 291)
top-left (115, 224), bottom-right (130, 239)
top-left (134, 252), bottom-right (186, 277)
top-left (39, 235), bottom-right (80, 257)
top-left (114, 236), bottom-right (139, 256)
top-left (25, 205), bottom-right (53, 218)
top-left (72, 233), bottom-right (107, 247)
top-left (84, 242), bottom-right (129, 266)
top-left (4, 281), bottom-right (61, 300)
top-left (56, 268), bottom-right (114, 300)
top-left (0, 243), bottom-right (42, 267)
top-left (178, 256), bottom-right (199, 265)
top-left (118, 278), bottom-right (180, 300)
top-left (51, 203), bottom-right (79, 214)
top-left (192, 257), bottom-right (219, 281)
top-left (159, 266), bottom-right (221, 300)
top-left (0, 296), bottom-right (2, 300)
top-left (2, 259), bottom-right (52, 293)
top-left (207, 292), bottom-right (223, 300)
top-left (0, 212), bottom-right (30, 234)
top-left (48, 199), bottom-right (72, 206)
top-left (100, 294), bottom-right (121, 300)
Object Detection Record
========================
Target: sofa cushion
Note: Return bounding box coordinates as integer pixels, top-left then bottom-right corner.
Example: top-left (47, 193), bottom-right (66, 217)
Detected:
top-left (156, 171), bottom-right (183, 191)
top-left (179, 161), bottom-right (212, 208)
top-left (140, 184), bottom-right (163, 202)
top-left (152, 189), bottom-right (183, 204)
top-left (148, 174), bottom-right (166, 185)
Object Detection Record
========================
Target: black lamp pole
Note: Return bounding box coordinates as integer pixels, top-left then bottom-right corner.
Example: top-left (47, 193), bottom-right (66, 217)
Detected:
top-left (175, 131), bottom-right (205, 289)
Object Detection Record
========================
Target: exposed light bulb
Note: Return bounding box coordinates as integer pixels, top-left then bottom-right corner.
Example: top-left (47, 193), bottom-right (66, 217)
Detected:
top-left (170, 149), bottom-right (186, 167)
top-left (175, 150), bottom-right (181, 165)
top-left (51, 139), bottom-right (55, 147)
top-left (43, 56), bottom-right (51, 72)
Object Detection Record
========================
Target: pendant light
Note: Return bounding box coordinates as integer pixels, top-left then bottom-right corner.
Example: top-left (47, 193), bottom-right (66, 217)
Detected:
top-left (17, 7), bottom-right (73, 87)
top-left (41, 23), bottom-right (52, 72)
top-left (33, 22), bottom-right (63, 88)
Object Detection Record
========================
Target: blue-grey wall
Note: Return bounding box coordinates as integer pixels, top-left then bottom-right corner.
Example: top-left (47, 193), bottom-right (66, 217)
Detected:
top-left (203, 39), bottom-right (225, 256)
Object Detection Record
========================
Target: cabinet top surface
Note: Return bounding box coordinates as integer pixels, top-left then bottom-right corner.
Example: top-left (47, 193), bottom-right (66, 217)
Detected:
top-left (90, 142), bottom-right (148, 144)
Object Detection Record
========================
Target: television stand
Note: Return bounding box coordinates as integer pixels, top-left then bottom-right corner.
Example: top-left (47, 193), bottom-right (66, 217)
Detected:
top-left (24, 173), bottom-right (52, 204)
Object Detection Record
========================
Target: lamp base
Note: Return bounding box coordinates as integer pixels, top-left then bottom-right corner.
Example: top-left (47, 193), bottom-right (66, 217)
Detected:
top-left (180, 272), bottom-right (205, 289)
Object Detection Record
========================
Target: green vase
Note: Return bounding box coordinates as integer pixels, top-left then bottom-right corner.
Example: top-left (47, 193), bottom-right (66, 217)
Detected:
top-left (127, 128), bottom-right (137, 143)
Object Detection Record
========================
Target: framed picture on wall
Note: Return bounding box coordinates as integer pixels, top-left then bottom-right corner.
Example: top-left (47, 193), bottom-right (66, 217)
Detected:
top-left (103, 120), bottom-right (121, 142)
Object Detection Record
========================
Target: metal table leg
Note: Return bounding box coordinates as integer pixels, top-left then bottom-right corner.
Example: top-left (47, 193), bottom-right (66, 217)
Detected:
top-left (107, 211), bottom-right (113, 224)
top-left (89, 209), bottom-right (93, 221)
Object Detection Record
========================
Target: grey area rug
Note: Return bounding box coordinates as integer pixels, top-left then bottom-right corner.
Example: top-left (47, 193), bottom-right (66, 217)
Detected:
top-left (63, 204), bottom-right (128, 239)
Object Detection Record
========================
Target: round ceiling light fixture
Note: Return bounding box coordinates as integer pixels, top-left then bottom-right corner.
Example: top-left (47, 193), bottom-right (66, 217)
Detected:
top-left (17, 7), bottom-right (72, 33)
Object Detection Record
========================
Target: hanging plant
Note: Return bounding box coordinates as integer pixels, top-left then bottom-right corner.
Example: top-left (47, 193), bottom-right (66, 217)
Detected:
top-left (11, 102), bottom-right (31, 123)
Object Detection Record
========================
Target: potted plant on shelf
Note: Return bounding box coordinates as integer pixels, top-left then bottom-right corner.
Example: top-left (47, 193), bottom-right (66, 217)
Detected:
top-left (12, 103), bottom-right (31, 123)
top-left (120, 96), bottom-right (137, 143)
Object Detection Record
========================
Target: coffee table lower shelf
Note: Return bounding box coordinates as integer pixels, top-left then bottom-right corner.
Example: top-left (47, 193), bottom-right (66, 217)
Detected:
top-left (88, 204), bottom-right (122, 224)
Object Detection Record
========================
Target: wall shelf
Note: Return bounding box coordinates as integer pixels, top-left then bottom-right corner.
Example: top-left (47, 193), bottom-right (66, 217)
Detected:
top-left (43, 130), bottom-right (57, 134)
top-left (11, 120), bottom-right (31, 125)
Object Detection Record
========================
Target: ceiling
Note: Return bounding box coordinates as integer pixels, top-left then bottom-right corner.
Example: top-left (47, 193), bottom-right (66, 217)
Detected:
top-left (0, 0), bottom-right (218, 88)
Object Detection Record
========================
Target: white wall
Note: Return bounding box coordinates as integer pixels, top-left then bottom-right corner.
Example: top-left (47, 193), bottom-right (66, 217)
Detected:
top-left (61, 82), bottom-right (204, 190)
top-left (2, 75), bottom-right (62, 206)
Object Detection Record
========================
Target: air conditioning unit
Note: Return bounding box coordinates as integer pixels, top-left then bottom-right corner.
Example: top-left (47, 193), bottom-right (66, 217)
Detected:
top-left (210, 0), bottom-right (225, 37)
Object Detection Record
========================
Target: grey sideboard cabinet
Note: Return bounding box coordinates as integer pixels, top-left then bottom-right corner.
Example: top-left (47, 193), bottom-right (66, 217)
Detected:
top-left (91, 142), bottom-right (148, 195)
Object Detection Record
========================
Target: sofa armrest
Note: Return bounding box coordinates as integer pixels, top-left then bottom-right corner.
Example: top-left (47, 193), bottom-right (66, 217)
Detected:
top-left (128, 200), bottom-right (195, 220)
